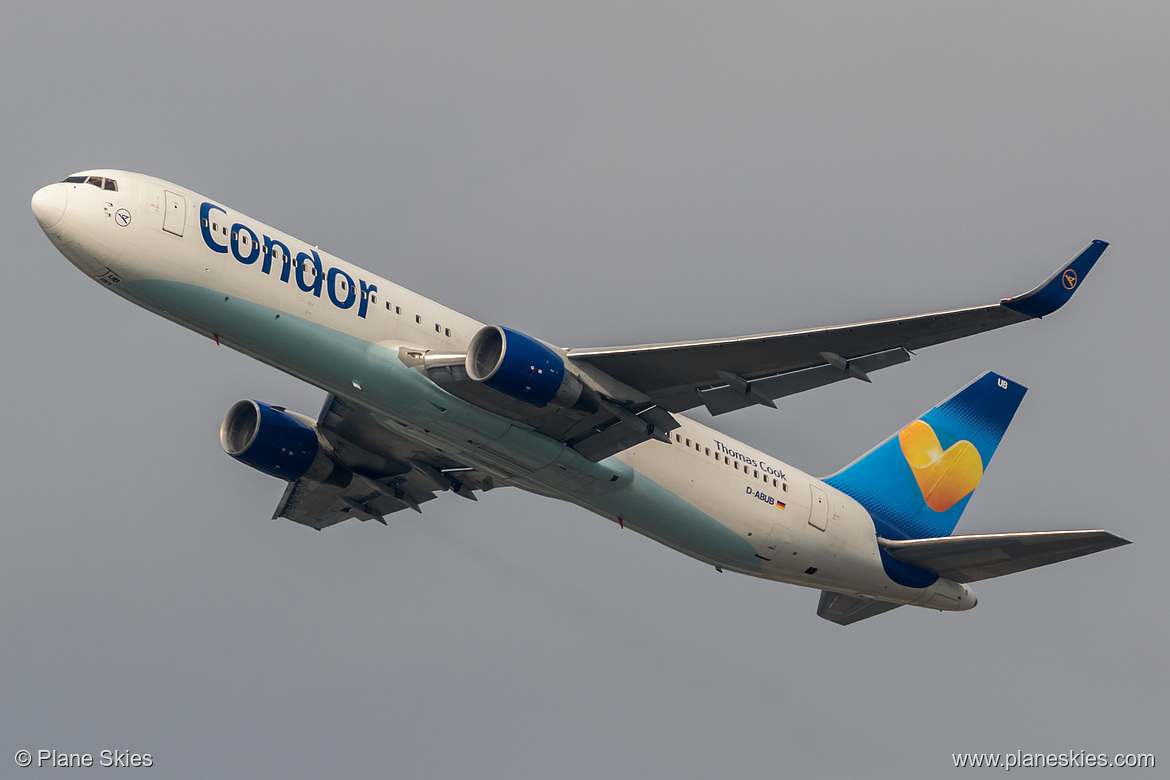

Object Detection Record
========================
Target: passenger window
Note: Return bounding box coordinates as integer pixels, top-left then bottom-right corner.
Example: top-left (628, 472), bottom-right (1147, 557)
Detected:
top-left (753, 470), bottom-right (758, 478)
top-left (695, 443), bottom-right (700, 452)
top-left (705, 448), bottom-right (710, 456)
top-left (370, 293), bottom-right (377, 304)
top-left (445, 328), bottom-right (451, 337)
top-left (385, 302), bottom-right (391, 311)
top-left (201, 218), bottom-right (208, 228)
top-left (734, 462), bottom-right (739, 470)
top-left (724, 456), bottom-right (729, 464)
top-left (396, 306), bottom-right (401, 315)
top-left (435, 323), bottom-right (441, 333)
top-left (783, 483), bottom-right (788, 492)
top-left (415, 314), bottom-right (422, 324)
top-left (685, 438), bottom-right (690, 447)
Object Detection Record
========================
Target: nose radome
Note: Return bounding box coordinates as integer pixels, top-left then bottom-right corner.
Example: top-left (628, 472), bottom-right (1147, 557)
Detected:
top-left (32, 183), bottom-right (69, 229)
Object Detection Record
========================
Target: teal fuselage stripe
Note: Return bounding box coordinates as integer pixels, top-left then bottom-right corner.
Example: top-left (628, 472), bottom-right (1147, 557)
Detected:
top-left (120, 278), bottom-right (428, 413)
top-left (120, 278), bottom-right (762, 573)
top-left (585, 467), bottom-right (764, 571)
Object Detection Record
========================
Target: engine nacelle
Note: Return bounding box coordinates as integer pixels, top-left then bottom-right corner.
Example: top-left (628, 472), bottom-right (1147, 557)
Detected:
top-left (220, 400), bottom-right (351, 486)
top-left (465, 325), bottom-right (586, 408)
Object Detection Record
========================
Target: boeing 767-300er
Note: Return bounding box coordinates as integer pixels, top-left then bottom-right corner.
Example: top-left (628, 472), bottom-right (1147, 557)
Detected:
top-left (32, 170), bottom-right (1129, 625)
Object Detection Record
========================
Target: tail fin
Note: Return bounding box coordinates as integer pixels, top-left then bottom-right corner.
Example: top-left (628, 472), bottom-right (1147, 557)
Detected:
top-left (824, 372), bottom-right (1026, 539)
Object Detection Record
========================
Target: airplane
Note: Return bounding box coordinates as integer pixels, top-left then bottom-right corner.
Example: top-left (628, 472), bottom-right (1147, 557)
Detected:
top-left (31, 170), bottom-right (1129, 625)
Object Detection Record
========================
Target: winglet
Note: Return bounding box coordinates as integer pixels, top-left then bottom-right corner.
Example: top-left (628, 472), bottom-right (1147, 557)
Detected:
top-left (1001, 240), bottom-right (1108, 318)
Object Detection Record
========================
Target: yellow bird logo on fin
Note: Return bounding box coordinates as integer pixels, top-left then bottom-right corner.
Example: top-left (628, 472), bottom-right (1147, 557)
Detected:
top-left (898, 420), bottom-right (983, 512)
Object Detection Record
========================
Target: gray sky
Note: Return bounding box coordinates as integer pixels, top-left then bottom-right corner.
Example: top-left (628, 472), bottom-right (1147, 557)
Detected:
top-left (3, 3), bottom-right (1166, 777)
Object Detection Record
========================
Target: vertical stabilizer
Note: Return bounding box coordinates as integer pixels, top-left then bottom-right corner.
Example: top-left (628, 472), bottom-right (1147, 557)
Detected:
top-left (824, 372), bottom-right (1026, 539)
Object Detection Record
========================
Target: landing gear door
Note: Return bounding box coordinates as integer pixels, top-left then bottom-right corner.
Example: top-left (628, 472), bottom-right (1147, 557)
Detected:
top-left (163, 191), bottom-right (186, 237)
top-left (809, 485), bottom-right (829, 531)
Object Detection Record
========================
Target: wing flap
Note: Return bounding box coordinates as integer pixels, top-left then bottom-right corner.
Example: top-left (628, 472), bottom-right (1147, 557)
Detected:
top-left (877, 530), bottom-right (1130, 583)
top-left (698, 346), bottom-right (910, 415)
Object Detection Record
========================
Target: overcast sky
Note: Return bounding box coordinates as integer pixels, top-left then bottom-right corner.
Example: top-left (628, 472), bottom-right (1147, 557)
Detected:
top-left (2, 3), bottom-right (1166, 777)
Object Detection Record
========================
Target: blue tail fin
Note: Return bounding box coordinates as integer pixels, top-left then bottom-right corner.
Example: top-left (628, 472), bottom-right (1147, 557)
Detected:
top-left (824, 372), bottom-right (1026, 540)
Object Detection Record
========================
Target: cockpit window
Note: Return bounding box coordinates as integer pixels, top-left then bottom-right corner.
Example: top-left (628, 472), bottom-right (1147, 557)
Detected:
top-left (61, 175), bottom-right (117, 192)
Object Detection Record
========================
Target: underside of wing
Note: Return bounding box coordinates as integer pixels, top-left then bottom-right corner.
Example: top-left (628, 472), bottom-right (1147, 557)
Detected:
top-left (877, 530), bottom-right (1131, 583)
top-left (273, 394), bottom-right (498, 530)
top-left (402, 349), bottom-right (681, 463)
top-left (401, 241), bottom-right (1105, 464)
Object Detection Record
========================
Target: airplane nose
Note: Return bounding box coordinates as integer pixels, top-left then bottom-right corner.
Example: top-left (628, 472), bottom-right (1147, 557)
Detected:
top-left (32, 183), bottom-right (69, 229)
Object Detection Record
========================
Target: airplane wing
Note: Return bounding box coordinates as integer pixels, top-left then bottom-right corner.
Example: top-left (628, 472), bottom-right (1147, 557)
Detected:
top-left (568, 240), bottom-right (1107, 415)
top-left (274, 394), bottom-right (498, 530)
top-left (877, 530), bottom-right (1130, 583)
top-left (419, 241), bottom-right (1105, 462)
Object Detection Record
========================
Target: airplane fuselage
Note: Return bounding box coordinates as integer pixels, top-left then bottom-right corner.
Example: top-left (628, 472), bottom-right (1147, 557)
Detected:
top-left (33, 170), bottom-right (975, 613)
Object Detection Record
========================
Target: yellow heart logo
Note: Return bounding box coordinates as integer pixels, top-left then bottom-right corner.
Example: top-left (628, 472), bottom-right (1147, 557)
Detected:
top-left (898, 420), bottom-right (984, 512)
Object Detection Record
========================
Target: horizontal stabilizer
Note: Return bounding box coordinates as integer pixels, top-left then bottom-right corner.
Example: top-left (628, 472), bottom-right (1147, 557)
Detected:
top-left (878, 530), bottom-right (1130, 583)
top-left (817, 590), bottom-right (903, 625)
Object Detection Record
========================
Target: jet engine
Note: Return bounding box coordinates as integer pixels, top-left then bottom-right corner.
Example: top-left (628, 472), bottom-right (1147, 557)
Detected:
top-left (220, 400), bottom-right (352, 486)
top-left (465, 325), bottom-right (590, 409)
